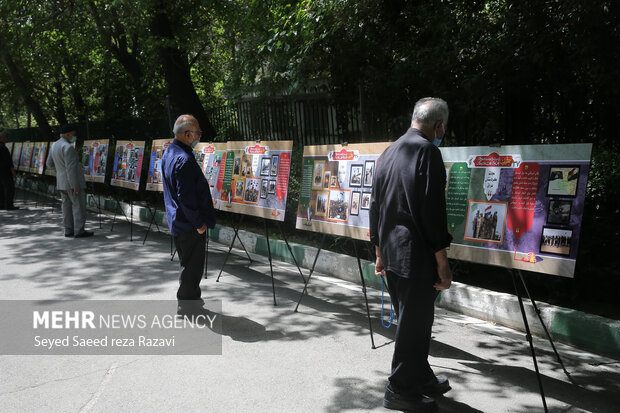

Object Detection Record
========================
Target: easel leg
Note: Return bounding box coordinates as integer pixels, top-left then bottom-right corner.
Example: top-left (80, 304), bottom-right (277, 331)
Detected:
top-left (110, 198), bottom-right (119, 231)
top-left (204, 235), bottom-right (209, 279)
top-left (517, 270), bottom-right (574, 383)
top-left (353, 239), bottom-right (376, 349)
top-left (215, 215), bottom-right (250, 282)
top-left (264, 219), bottom-right (277, 306)
top-left (232, 215), bottom-right (252, 264)
top-left (130, 200), bottom-right (133, 241)
top-left (143, 205), bottom-right (158, 245)
top-left (294, 234), bottom-right (326, 312)
top-left (511, 269), bottom-right (548, 412)
top-left (277, 222), bottom-right (306, 283)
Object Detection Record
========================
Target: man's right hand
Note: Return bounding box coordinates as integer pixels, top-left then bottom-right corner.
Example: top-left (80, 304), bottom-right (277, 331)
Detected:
top-left (434, 248), bottom-right (453, 290)
top-left (197, 224), bottom-right (207, 234)
top-left (73, 187), bottom-right (81, 195)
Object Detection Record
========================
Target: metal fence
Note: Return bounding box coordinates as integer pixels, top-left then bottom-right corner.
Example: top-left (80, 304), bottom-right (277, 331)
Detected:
top-left (5, 94), bottom-right (411, 145)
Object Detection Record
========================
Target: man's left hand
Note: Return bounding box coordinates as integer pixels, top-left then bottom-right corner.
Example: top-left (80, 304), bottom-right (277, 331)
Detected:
top-left (434, 262), bottom-right (452, 290)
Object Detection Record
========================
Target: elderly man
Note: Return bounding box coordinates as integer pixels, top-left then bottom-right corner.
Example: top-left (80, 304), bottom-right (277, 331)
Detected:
top-left (162, 114), bottom-right (216, 311)
top-left (47, 125), bottom-right (93, 238)
top-left (0, 129), bottom-right (18, 210)
top-left (370, 98), bottom-right (453, 412)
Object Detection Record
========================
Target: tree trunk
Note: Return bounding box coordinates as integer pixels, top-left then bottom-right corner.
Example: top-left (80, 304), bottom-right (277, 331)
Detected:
top-left (0, 34), bottom-right (53, 140)
top-left (53, 81), bottom-right (68, 126)
top-left (149, 3), bottom-right (215, 139)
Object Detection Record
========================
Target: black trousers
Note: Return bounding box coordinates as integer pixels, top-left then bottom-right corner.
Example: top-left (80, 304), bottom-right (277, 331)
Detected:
top-left (386, 270), bottom-right (439, 394)
top-left (0, 175), bottom-right (15, 209)
top-left (174, 229), bottom-right (206, 300)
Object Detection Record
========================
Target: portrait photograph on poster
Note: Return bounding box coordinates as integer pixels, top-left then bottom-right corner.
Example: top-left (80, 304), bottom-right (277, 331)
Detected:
top-left (463, 200), bottom-right (507, 244)
top-left (328, 189), bottom-right (350, 222)
top-left (349, 164), bottom-right (362, 187)
top-left (547, 200), bottom-right (572, 225)
top-left (271, 155), bottom-right (279, 176)
top-left (364, 160), bottom-right (374, 187)
top-left (244, 178), bottom-right (260, 204)
top-left (330, 175), bottom-right (338, 188)
top-left (234, 179), bottom-right (245, 201)
top-left (261, 179), bottom-right (269, 199)
top-left (350, 192), bottom-right (360, 216)
top-left (547, 166), bottom-right (580, 197)
top-left (261, 157), bottom-right (271, 176)
top-left (540, 227), bottom-right (573, 256)
top-left (323, 172), bottom-right (331, 188)
top-left (234, 156), bottom-right (241, 175)
top-left (268, 179), bottom-right (277, 194)
top-left (313, 161), bottom-right (325, 190)
top-left (315, 191), bottom-right (328, 217)
top-left (361, 192), bottom-right (371, 210)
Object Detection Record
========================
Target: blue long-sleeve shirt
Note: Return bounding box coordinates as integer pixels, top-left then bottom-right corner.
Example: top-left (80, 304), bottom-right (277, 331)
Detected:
top-left (162, 139), bottom-right (216, 237)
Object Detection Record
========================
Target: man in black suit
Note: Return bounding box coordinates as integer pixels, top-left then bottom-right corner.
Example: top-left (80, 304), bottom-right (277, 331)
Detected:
top-left (370, 97), bottom-right (453, 412)
top-left (0, 129), bottom-right (18, 210)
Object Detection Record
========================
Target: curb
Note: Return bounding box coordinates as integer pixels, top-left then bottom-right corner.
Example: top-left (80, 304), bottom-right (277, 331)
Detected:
top-left (15, 177), bottom-right (620, 360)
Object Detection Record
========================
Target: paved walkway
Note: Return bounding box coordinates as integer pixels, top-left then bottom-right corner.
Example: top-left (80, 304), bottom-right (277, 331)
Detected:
top-left (0, 193), bottom-right (619, 412)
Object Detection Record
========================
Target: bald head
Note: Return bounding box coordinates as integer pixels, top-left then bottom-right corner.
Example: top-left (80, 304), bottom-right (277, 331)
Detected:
top-left (173, 114), bottom-right (201, 147)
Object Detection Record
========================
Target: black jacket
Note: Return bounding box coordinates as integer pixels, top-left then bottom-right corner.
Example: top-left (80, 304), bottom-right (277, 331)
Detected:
top-left (369, 128), bottom-right (452, 279)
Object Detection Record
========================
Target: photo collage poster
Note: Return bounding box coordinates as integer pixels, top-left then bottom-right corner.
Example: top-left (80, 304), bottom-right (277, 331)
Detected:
top-left (81, 140), bottom-right (109, 183)
top-left (210, 140), bottom-right (293, 221)
top-left (295, 142), bottom-right (392, 241)
top-left (30, 142), bottom-right (48, 174)
top-left (145, 139), bottom-right (173, 192)
top-left (18, 142), bottom-right (34, 172)
top-left (193, 142), bottom-right (224, 203)
top-left (441, 143), bottom-right (592, 277)
top-left (111, 141), bottom-right (145, 191)
top-left (11, 142), bottom-right (23, 170)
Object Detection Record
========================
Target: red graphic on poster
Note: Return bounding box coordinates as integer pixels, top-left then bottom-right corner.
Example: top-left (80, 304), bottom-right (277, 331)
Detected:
top-left (203, 145), bottom-right (215, 154)
top-left (126, 143), bottom-right (134, 149)
top-left (276, 152), bottom-right (291, 202)
top-left (471, 152), bottom-right (516, 168)
top-left (216, 152), bottom-right (227, 192)
top-left (246, 145), bottom-right (267, 155)
top-left (507, 162), bottom-right (540, 240)
top-left (163, 142), bottom-right (171, 150)
top-left (137, 154), bottom-right (143, 174)
top-left (329, 148), bottom-right (357, 161)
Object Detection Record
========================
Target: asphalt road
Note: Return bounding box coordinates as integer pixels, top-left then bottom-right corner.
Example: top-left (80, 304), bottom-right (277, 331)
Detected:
top-left (0, 195), bottom-right (619, 412)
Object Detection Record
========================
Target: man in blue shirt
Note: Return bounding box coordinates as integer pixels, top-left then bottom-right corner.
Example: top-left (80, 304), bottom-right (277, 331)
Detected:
top-left (162, 114), bottom-right (216, 309)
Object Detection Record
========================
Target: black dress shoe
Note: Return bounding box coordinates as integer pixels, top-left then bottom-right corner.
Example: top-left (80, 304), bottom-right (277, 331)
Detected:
top-left (6, 206), bottom-right (19, 210)
top-left (74, 230), bottom-right (94, 238)
top-left (64, 233), bottom-right (74, 237)
top-left (383, 384), bottom-right (437, 412)
top-left (421, 375), bottom-right (451, 395)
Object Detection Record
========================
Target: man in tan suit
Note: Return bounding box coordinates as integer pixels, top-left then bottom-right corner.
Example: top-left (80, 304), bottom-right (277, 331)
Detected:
top-left (47, 124), bottom-right (93, 238)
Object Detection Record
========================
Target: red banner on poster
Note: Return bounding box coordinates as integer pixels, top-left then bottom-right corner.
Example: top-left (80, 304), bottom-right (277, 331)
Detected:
top-left (276, 152), bottom-right (291, 202)
top-left (507, 163), bottom-right (540, 240)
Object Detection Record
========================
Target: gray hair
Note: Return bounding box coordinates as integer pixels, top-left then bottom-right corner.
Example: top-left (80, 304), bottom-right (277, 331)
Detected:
top-left (172, 115), bottom-right (197, 136)
top-left (411, 97), bottom-right (449, 126)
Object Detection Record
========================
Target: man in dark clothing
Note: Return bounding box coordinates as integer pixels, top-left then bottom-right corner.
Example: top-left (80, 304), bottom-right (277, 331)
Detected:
top-left (162, 114), bottom-right (216, 311)
top-left (370, 97), bottom-right (453, 412)
top-left (0, 130), bottom-right (18, 210)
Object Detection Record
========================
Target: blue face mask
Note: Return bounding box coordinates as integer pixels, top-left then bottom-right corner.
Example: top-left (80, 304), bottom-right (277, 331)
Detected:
top-left (191, 138), bottom-right (199, 149)
top-left (70, 135), bottom-right (77, 144)
top-left (433, 125), bottom-right (445, 147)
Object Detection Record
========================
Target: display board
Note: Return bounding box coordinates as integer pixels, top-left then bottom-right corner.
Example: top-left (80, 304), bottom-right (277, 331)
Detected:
top-left (145, 139), bottom-right (173, 191)
top-left (111, 141), bottom-right (145, 191)
top-left (295, 142), bottom-right (392, 240)
top-left (29, 142), bottom-right (48, 174)
top-left (7, 142), bottom-right (14, 157)
top-left (441, 144), bottom-right (592, 277)
top-left (193, 142), bottom-right (224, 195)
top-left (11, 142), bottom-right (22, 170)
top-left (81, 140), bottom-right (109, 183)
top-left (211, 140), bottom-right (293, 221)
top-left (18, 142), bottom-right (34, 172)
